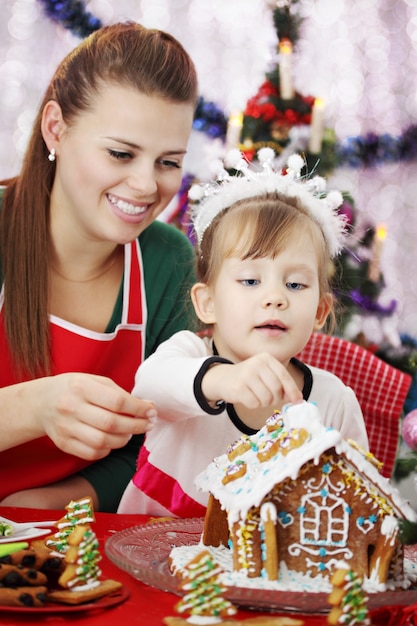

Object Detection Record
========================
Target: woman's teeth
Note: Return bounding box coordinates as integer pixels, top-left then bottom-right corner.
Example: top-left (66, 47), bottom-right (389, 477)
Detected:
top-left (108, 194), bottom-right (148, 215)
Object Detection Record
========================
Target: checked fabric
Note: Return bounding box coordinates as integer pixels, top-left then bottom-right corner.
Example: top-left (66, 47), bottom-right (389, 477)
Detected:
top-left (298, 332), bottom-right (412, 478)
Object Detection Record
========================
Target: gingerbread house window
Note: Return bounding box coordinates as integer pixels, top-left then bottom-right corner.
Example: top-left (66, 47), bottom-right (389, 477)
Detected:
top-left (299, 492), bottom-right (349, 546)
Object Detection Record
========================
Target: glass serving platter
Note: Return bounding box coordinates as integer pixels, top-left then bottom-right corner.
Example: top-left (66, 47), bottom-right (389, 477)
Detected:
top-left (105, 517), bottom-right (417, 614)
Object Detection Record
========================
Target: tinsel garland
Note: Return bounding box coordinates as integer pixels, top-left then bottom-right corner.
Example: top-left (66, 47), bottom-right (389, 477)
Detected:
top-left (37, 0), bottom-right (102, 38)
top-left (194, 101), bottom-right (417, 170)
top-left (193, 97), bottom-right (227, 140)
top-left (336, 126), bottom-right (417, 168)
top-left (36, 0), bottom-right (417, 169)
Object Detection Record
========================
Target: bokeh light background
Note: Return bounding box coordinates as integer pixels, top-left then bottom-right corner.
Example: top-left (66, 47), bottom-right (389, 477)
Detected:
top-left (1, 0), bottom-right (417, 337)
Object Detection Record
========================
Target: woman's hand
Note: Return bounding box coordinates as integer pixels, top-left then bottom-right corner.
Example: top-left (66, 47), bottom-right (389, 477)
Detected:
top-left (37, 373), bottom-right (156, 460)
top-left (0, 373), bottom-right (156, 460)
top-left (202, 352), bottom-right (303, 410)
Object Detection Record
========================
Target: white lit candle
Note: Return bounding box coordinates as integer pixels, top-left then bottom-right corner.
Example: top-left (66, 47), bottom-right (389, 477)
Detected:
top-left (308, 98), bottom-right (325, 154)
top-left (279, 39), bottom-right (295, 100)
top-left (368, 223), bottom-right (387, 282)
top-left (226, 111), bottom-right (244, 150)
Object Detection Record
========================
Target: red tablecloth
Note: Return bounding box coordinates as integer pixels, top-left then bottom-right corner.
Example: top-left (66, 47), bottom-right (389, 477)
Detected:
top-left (0, 507), bottom-right (414, 626)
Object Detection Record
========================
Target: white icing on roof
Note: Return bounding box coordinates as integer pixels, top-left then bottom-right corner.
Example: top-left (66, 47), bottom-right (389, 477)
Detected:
top-left (194, 401), bottom-right (417, 524)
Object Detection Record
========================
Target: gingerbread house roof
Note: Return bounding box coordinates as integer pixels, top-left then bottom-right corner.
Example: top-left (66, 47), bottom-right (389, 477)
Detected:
top-left (194, 401), bottom-right (417, 525)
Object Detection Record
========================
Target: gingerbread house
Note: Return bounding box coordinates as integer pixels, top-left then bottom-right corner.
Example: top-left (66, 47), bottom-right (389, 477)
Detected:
top-left (194, 402), bottom-right (417, 586)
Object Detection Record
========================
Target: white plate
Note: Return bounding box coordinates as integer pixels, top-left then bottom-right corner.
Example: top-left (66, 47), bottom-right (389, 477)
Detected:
top-left (0, 527), bottom-right (51, 544)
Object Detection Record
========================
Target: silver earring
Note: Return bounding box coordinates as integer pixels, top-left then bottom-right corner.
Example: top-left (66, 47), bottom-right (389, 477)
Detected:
top-left (48, 148), bottom-right (56, 162)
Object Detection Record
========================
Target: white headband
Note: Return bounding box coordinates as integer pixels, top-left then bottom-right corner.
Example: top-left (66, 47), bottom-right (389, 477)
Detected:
top-left (189, 148), bottom-right (347, 257)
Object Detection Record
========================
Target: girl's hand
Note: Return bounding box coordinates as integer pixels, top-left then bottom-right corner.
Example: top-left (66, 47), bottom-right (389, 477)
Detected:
top-left (201, 353), bottom-right (303, 410)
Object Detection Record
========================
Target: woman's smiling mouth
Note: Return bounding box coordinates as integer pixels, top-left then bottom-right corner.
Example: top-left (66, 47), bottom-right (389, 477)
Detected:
top-left (107, 193), bottom-right (150, 215)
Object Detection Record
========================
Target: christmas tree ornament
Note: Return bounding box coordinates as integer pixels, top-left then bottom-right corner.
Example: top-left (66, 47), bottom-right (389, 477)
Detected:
top-left (402, 409), bottom-right (417, 449)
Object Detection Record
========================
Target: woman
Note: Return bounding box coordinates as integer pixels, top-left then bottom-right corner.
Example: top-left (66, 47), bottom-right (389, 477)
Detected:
top-left (0, 22), bottom-right (198, 511)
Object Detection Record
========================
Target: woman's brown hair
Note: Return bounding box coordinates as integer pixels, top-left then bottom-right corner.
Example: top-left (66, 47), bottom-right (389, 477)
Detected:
top-left (0, 22), bottom-right (198, 378)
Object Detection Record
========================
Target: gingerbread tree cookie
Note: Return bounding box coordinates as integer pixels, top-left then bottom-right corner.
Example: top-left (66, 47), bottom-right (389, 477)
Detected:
top-left (175, 550), bottom-right (236, 623)
top-left (48, 523), bottom-right (122, 605)
top-left (58, 524), bottom-right (102, 590)
top-left (328, 565), bottom-right (370, 625)
top-left (46, 496), bottom-right (95, 554)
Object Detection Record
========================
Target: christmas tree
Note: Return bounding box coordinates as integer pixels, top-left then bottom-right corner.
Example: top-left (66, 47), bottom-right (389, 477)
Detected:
top-left (236, 2), bottom-right (416, 380)
top-left (239, 1), bottom-right (315, 161)
top-left (333, 205), bottom-right (398, 345)
top-left (233, 0), bottom-right (338, 174)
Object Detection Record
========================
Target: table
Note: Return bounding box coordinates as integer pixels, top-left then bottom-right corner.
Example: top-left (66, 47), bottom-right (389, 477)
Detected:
top-left (0, 507), bottom-right (412, 626)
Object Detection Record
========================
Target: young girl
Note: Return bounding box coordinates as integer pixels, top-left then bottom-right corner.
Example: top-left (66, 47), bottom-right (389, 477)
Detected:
top-left (118, 149), bottom-right (369, 517)
top-left (0, 22), bottom-right (198, 511)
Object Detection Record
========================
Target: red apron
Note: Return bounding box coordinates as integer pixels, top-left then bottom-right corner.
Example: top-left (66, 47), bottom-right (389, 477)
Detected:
top-left (0, 241), bottom-right (145, 499)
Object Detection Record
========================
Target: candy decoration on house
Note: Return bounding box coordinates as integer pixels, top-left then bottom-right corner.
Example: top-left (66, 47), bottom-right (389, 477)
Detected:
top-left (174, 550), bottom-right (237, 623)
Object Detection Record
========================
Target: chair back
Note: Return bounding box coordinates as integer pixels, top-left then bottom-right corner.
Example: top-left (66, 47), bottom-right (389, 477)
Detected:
top-left (298, 333), bottom-right (412, 477)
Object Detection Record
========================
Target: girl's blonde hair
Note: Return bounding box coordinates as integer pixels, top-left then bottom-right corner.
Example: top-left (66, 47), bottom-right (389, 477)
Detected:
top-left (1, 22), bottom-right (198, 377)
top-left (196, 192), bottom-right (336, 330)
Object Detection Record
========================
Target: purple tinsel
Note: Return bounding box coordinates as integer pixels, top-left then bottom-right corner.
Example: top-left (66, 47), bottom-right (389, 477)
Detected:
top-left (349, 290), bottom-right (397, 315)
top-left (37, 0), bottom-right (102, 38)
top-left (336, 126), bottom-right (417, 168)
top-left (193, 97), bottom-right (227, 140)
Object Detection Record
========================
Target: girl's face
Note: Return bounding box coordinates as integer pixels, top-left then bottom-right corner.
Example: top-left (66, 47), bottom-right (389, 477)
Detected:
top-left (193, 227), bottom-right (330, 367)
top-left (46, 85), bottom-right (194, 245)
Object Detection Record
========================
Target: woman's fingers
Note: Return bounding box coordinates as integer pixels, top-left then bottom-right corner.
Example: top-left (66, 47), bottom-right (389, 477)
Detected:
top-left (39, 373), bottom-right (156, 459)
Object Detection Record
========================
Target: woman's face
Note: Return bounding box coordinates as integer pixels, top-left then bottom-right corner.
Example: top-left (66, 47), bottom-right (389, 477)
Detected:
top-left (48, 85), bottom-right (194, 245)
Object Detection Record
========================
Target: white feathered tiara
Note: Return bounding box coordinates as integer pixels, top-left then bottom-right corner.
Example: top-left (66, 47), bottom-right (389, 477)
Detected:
top-left (188, 148), bottom-right (347, 257)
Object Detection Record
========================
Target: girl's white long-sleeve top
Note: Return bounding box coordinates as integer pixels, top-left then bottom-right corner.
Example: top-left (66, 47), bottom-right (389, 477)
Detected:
top-left (117, 330), bottom-right (369, 516)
